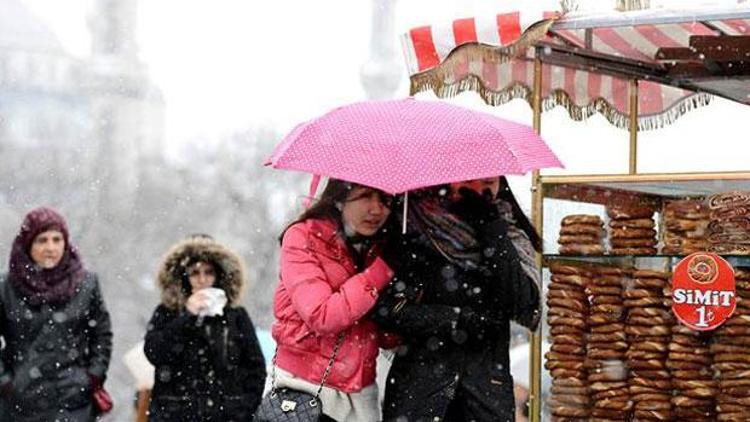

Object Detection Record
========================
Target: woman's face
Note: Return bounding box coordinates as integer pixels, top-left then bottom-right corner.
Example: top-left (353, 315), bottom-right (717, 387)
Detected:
top-left (340, 187), bottom-right (392, 237)
top-left (449, 177), bottom-right (501, 201)
top-left (30, 229), bottom-right (65, 269)
top-left (188, 261), bottom-right (216, 292)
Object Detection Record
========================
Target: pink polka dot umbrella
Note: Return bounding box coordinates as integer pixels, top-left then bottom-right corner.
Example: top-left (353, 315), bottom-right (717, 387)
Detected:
top-left (266, 97), bottom-right (563, 194)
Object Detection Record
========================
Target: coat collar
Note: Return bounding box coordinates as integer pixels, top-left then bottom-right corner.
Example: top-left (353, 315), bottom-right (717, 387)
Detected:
top-left (307, 218), bottom-right (343, 246)
top-left (305, 218), bottom-right (381, 271)
top-left (307, 218), bottom-right (369, 274)
top-left (306, 218), bottom-right (349, 259)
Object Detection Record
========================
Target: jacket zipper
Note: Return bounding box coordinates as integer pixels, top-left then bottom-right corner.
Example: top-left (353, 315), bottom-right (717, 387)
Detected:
top-left (222, 326), bottom-right (229, 364)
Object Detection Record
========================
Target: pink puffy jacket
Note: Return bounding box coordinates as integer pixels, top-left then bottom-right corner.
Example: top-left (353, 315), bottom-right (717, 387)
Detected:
top-left (272, 218), bottom-right (395, 393)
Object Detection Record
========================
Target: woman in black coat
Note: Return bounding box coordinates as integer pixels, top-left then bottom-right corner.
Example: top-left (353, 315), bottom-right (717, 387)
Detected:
top-left (374, 178), bottom-right (541, 422)
top-left (0, 207), bottom-right (112, 422)
top-left (144, 235), bottom-right (266, 422)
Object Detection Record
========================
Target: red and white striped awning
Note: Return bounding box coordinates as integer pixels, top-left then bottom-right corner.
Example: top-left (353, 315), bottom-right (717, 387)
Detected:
top-left (403, 6), bottom-right (750, 130)
top-left (402, 11), bottom-right (558, 75)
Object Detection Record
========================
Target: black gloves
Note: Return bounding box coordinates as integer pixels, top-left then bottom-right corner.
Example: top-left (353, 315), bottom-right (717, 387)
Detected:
top-left (449, 188), bottom-right (522, 319)
top-left (455, 306), bottom-right (503, 345)
top-left (88, 373), bottom-right (103, 389)
top-left (448, 187), bottom-right (500, 230)
top-left (0, 382), bottom-right (10, 397)
top-left (449, 187), bottom-right (511, 247)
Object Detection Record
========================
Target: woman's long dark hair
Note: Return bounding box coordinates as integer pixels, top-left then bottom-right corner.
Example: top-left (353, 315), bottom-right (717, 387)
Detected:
top-left (278, 179), bottom-right (356, 243)
top-left (498, 176), bottom-right (542, 252)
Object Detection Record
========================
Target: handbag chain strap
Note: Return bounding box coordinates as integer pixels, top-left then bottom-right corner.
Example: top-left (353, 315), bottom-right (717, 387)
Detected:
top-left (270, 332), bottom-right (346, 399)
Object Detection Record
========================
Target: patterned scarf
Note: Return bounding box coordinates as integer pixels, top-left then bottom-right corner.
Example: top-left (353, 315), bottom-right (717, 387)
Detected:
top-left (496, 199), bottom-right (540, 284)
top-left (407, 193), bottom-right (540, 279)
top-left (408, 195), bottom-right (481, 269)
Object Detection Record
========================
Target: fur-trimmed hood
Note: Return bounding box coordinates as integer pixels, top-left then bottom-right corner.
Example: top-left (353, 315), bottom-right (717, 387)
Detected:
top-left (156, 236), bottom-right (246, 311)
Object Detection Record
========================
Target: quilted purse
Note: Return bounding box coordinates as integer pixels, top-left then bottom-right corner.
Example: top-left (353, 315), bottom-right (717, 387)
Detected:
top-left (254, 334), bottom-right (344, 422)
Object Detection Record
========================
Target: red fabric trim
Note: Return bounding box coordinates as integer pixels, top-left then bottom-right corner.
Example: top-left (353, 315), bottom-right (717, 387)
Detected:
top-left (497, 12), bottom-right (522, 45)
top-left (453, 17), bottom-right (478, 46)
top-left (411, 26), bottom-right (440, 72)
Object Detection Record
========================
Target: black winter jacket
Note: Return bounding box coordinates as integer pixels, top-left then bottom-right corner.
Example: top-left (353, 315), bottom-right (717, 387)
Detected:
top-left (374, 217), bottom-right (540, 422)
top-left (0, 272), bottom-right (112, 422)
top-left (145, 236), bottom-right (267, 421)
top-left (145, 305), bottom-right (266, 422)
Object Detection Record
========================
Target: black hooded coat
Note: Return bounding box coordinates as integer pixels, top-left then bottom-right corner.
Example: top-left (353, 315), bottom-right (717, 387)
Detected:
top-left (144, 237), bottom-right (266, 422)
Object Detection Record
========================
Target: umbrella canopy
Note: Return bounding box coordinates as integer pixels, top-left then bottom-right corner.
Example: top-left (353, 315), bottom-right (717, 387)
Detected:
top-left (266, 98), bottom-right (562, 194)
top-left (403, 6), bottom-right (750, 130)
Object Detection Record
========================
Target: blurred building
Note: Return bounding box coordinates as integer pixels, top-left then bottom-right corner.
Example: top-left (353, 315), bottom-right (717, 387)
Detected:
top-left (0, 0), bottom-right (164, 208)
top-left (360, 0), bottom-right (401, 100)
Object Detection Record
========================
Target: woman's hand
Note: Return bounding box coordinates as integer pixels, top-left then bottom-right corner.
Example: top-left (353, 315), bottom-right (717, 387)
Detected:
top-left (0, 380), bottom-right (12, 397)
top-left (185, 291), bottom-right (210, 315)
top-left (448, 187), bottom-right (500, 229)
top-left (456, 306), bottom-right (503, 344)
top-left (88, 373), bottom-right (103, 389)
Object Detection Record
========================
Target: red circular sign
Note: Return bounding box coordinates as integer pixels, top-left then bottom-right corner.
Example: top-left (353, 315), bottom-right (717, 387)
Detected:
top-left (672, 252), bottom-right (736, 331)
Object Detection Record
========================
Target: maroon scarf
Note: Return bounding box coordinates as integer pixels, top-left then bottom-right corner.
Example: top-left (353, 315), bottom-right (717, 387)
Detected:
top-left (7, 207), bottom-right (85, 307)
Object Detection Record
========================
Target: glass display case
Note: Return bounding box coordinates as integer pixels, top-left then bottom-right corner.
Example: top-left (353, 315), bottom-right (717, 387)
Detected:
top-left (534, 171), bottom-right (750, 421)
top-left (540, 171), bottom-right (750, 260)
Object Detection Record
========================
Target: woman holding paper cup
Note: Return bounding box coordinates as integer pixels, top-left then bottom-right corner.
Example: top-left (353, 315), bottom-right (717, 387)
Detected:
top-left (144, 235), bottom-right (266, 421)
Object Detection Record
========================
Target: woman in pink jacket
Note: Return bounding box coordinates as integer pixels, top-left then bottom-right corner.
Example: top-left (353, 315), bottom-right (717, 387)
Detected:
top-left (271, 179), bottom-right (397, 422)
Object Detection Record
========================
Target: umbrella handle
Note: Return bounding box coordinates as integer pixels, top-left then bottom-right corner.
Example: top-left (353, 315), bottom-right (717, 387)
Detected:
top-left (304, 174), bottom-right (322, 208)
top-left (402, 191), bottom-right (408, 234)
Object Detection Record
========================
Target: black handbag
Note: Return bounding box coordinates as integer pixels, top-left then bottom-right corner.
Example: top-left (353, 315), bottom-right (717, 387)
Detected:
top-left (254, 334), bottom-right (344, 422)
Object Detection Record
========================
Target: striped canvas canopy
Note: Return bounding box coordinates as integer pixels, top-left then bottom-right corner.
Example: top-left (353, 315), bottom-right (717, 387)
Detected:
top-left (403, 6), bottom-right (750, 130)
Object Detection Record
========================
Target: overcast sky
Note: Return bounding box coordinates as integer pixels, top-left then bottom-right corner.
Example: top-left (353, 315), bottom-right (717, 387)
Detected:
top-left (18, 0), bottom-right (750, 177)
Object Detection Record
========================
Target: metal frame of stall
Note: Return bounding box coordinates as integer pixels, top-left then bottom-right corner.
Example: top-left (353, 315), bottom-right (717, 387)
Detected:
top-left (404, 6), bottom-right (750, 421)
top-left (527, 20), bottom-right (750, 422)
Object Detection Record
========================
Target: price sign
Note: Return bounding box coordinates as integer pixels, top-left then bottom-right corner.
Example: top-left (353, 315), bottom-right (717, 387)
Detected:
top-left (672, 252), bottom-right (736, 331)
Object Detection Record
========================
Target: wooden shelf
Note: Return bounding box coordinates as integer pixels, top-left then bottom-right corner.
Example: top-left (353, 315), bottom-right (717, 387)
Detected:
top-left (541, 171), bottom-right (750, 203)
top-left (543, 254), bottom-right (750, 267)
